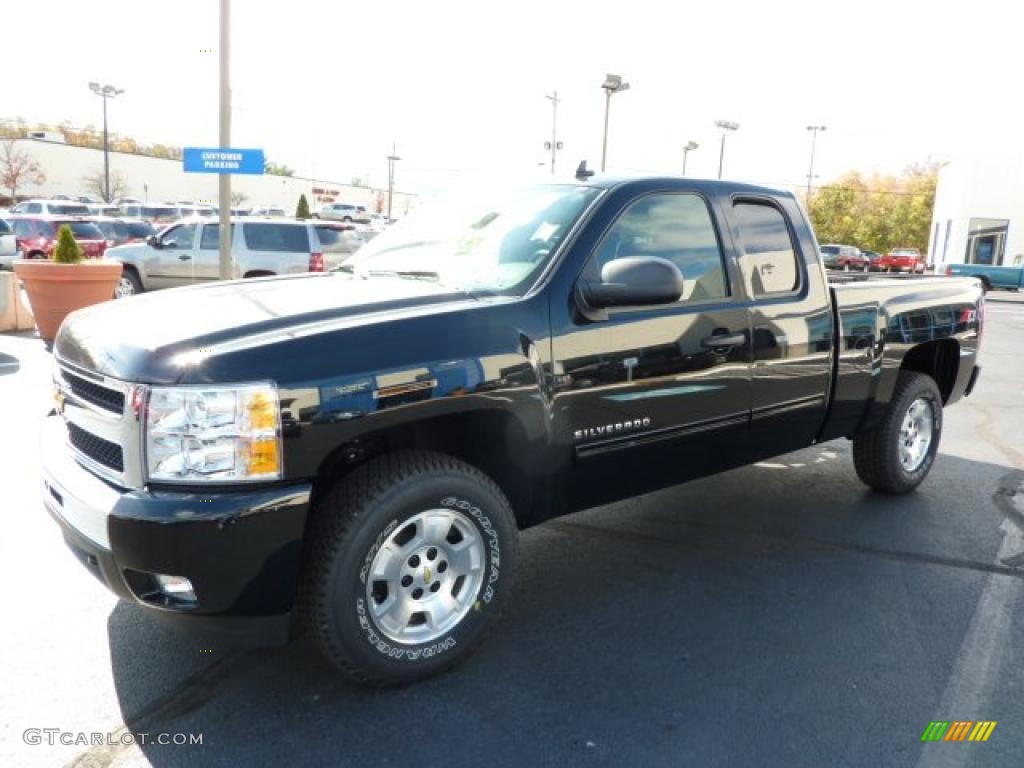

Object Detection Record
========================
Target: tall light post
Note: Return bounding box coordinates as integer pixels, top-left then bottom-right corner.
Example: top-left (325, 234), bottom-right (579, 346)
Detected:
top-left (88, 82), bottom-right (124, 202)
top-left (682, 141), bottom-right (699, 176)
top-left (386, 143), bottom-right (401, 221)
top-left (714, 120), bottom-right (739, 179)
top-left (544, 91), bottom-right (563, 175)
top-left (805, 125), bottom-right (827, 206)
top-left (600, 73), bottom-right (630, 172)
top-left (217, 0), bottom-right (232, 280)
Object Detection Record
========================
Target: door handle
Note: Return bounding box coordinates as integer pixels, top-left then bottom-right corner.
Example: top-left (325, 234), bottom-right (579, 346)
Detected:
top-left (178, 254), bottom-right (192, 261)
top-left (701, 332), bottom-right (745, 349)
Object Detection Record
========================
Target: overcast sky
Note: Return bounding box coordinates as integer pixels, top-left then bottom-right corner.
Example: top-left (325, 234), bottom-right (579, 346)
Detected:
top-left (5, 0), bottom-right (1019, 196)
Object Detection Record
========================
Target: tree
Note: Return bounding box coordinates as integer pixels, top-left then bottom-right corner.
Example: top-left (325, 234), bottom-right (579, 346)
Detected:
top-left (295, 194), bottom-right (311, 220)
top-left (0, 139), bottom-right (46, 201)
top-left (53, 224), bottom-right (83, 264)
top-left (81, 169), bottom-right (129, 202)
top-left (808, 166), bottom-right (939, 254)
top-left (231, 191), bottom-right (248, 207)
top-left (265, 160), bottom-right (294, 176)
top-left (350, 177), bottom-right (367, 188)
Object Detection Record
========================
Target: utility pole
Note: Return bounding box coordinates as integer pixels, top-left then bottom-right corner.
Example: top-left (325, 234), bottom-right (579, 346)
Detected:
top-left (600, 74), bottom-right (630, 172)
top-left (386, 143), bottom-right (401, 221)
top-left (88, 82), bottom-right (124, 202)
top-left (218, 0), bottom-right (232, 280)
top-left (805, 125), bottom-right (826, 207)
top-left (544, 91), bottom-right (560, 175)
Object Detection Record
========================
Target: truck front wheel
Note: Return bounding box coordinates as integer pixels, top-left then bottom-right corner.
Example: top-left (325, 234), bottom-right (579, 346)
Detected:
top-left (303, 451), bottom-right (518, 686)
top-left (852, 372), bottom-right (943, 494)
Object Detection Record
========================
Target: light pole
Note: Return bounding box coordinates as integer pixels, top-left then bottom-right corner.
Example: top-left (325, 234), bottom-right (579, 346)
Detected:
top-left (714, 120), bottom-right (739, 179)
top-left (88, 81), bottom-right (124, 202)
top-left (544, 91), bottom-right (563, 175)
top-left (387, 143), bottom-right (401, 222)
top-left (600, 74), bottom-right (630, 172)
top-left (805, 125), bottom-right (826, 206)
top-left (682, 141), bottom-right (699, 176)
top-left (217, 0), bottom-right (232, 280)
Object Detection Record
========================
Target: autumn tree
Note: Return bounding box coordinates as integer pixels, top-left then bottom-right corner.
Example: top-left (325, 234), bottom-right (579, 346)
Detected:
top-left (808, 165), bottom-right (938, 254)
top-left (0, 139), bottom-right (46, 201)
top-left (265, 160), bottom-right (294, 176)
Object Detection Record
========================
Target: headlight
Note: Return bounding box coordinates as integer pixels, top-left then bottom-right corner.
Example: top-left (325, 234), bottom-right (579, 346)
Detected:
top-left (145, 382), bottom-right (282, 483)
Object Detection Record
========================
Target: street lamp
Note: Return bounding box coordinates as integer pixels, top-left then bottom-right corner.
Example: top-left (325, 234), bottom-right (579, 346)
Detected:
top-left (386, 143), bottom-right (401, 222)
top-left (600, 73), bottom-right (630, 172)
top-left (682, 141), bottom-right (699, 176)
top-left (805, 125), bottom-right (827, 205)
top-left (714, 120), bottom-right (739, 179)
top-left (543, 91), bottom-right (563, 175)
top-left (88, 81), bottom-right (124, 202)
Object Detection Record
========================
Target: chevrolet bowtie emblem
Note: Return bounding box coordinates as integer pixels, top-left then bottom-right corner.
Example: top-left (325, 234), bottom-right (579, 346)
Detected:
top-left (423, 566), bottom-right (432, 584)
top-left (54, 390), bottom-right (66, 415)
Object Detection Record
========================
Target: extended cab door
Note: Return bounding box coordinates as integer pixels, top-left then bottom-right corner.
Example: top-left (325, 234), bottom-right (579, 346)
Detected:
top-left (730, 196), bottom-right (833, 453)
top-left (551, 189), bottom-right (752, 510)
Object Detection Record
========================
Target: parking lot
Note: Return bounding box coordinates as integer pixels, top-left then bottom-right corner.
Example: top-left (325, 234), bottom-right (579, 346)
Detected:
top-left (0, 295), bottom-right (1021, 768)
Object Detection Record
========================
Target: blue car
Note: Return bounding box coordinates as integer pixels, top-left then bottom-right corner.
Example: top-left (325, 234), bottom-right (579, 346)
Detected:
top-left (946, 263), bottom-right (1024, 291)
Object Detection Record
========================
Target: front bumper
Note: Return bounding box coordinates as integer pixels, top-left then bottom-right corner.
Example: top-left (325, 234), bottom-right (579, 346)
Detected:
top-left (41, 415), bottom-right (312, 644)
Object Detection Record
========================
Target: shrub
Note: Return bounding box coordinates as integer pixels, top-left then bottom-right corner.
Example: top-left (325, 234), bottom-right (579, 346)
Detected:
top-left (295, 194), bottom-right (311, 220)
top-left (53, 224), bottom-right (83, 264)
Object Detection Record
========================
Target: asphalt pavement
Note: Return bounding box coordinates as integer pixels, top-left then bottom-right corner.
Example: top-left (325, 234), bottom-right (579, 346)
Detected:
top-left (1, 297), bottom-right (1023, 768)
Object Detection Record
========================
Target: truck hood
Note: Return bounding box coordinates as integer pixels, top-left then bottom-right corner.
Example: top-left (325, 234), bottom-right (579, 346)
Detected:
top-left (55, 272), bottom-right (473, 382)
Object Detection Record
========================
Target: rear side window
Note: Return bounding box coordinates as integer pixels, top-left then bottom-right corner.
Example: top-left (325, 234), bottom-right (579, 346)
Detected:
top-left (144, 206), bottom-right (178, 218)
top-left (200, 224), bottom-right (235, 249)
top-left (243, 223), bottom-right (310, 252)
top-left (733, 201), bottom-right (800, 297)
top-left (57, 222), bottom-right (105, 239)
top-left (51, 204), bottom-right (90, 216)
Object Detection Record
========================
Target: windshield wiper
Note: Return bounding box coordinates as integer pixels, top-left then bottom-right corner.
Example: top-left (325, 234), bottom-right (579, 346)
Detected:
top-left (365, 269), bottom-right (441, 281)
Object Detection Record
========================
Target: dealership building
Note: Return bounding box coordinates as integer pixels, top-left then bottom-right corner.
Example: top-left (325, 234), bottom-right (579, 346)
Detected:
top-left (929, 153), bottom-right (1024, 268)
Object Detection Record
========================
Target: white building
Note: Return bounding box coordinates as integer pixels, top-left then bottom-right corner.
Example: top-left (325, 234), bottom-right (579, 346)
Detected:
top-left (929, 154), bottom-right (1024, 268)
top-left (3, 137), bottom-right (418, 214)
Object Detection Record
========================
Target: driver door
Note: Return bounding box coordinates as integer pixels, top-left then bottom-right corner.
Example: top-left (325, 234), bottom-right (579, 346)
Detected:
top-left (149, 223), bottom-right (199, 287)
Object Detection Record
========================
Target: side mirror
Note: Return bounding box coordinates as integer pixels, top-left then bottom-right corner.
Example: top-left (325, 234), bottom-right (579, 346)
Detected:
top-left (147, 235), bottom-right (160, 248)
top-left (580, 256), bottom-right (684, 309)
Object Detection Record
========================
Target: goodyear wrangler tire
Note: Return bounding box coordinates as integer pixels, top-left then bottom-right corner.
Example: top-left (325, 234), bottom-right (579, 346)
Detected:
top-left (853, 372), bottom-right (943, 494)
top-left (304, 451), bottom-right (517, 686)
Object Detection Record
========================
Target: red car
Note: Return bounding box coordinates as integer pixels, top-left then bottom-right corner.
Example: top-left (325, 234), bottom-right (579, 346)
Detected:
top-left (877, 247), bottom-right (925, 273)
top-left (9, 216), bottom-right (109, 260)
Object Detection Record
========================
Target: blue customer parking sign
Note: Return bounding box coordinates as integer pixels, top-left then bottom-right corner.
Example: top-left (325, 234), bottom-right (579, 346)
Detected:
top-left (183, 147), bottom-right (265, 175)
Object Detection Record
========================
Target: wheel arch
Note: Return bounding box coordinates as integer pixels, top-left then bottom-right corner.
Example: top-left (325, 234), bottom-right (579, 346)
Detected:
top-left (309, 409), bottom-right (538, 529)
top-left (899, 338), bottom-right (960, 403)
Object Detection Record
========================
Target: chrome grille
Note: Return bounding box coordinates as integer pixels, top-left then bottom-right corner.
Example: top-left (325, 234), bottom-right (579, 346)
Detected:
top-left (61, 369), bottom-right (125, 415)
top-left (55, 360), bottom-right (143, 489)
top-left (67, 422), bottom-right (124, 472)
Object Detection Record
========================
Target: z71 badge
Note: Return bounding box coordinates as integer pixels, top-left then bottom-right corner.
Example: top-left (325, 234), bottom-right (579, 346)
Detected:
top-left (574, 417), bottom-right (652, 441)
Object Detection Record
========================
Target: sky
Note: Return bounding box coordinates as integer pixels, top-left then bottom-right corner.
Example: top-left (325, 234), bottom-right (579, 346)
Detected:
top-left (4, 0), bottom-right (1021, 197)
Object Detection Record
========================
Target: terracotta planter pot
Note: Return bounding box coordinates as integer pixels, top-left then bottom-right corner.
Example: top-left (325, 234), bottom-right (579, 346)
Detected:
top-left (13, 260), bottom-right (123, 342)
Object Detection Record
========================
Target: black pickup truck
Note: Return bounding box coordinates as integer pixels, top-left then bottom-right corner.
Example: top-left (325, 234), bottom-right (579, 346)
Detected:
top-left (42, 177), bottom-right (983, 685)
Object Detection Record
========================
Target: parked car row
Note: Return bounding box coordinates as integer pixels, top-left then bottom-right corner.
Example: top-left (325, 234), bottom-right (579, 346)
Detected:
top-left (820, 243), bottom-right (926, 273)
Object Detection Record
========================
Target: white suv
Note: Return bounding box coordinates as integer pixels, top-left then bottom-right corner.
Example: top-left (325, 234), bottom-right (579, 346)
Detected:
top-left (314, 203), bottom-right (370, 223)
top-left (107, 217), bottom-right (346, 297)
top-left (10, 199), bottom-right (92, 217)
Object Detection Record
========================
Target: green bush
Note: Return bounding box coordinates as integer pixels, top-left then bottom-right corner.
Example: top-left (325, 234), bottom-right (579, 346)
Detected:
top-left (53, 224), bottom-right (83, 264)
top-left (295, 194), bottom-right (311, 220)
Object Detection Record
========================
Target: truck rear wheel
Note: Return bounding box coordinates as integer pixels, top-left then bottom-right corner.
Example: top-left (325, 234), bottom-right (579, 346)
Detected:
top-left (852, 372), bottom-right (943, 494)
top-left (303, 451), bottom-right (517, 686)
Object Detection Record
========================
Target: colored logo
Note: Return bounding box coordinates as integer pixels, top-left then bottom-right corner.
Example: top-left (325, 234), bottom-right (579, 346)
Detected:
top-left (423, 566), bottom-right (432, 584)
top-left (921, 721), bottom-right (997, 742)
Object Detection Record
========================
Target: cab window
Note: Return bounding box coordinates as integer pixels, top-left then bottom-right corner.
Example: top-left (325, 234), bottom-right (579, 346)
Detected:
top-left (733, 201), bottom-right (801, 297)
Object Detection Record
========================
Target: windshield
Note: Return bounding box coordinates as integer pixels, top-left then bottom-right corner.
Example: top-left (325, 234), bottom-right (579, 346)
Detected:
top-left (345, 184), bottom-right (601, 296)
top-left (820, 245), bottom-right (839, 255)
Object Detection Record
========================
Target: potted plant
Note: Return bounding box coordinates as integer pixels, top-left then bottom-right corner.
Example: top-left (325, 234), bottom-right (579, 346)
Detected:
top-left (13, 224), bottom-right (122, 342)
